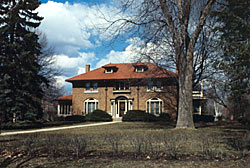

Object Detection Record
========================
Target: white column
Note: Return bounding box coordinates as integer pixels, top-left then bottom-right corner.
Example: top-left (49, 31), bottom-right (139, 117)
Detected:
top-left (199, 105), bottom-right (202, 115)
top-left (125, 101), bottom-right (127, 113)
top-left (117, 101), bottom-right (120, 118)
top-left (128, 100), bottom-right (133, 111)
top-left (57, 104), bottom-right (60, 116)
top-left (111, 100), bottom-right (115, 117)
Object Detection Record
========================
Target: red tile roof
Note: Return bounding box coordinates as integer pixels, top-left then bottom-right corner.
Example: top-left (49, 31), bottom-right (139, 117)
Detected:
top-left (66, 62), bottom-right (177, 82)
top-left (55, 94), bottom-right (72, 101)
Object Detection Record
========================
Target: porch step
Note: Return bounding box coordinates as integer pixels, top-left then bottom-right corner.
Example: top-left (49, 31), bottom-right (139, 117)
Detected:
top-left (113, 118), bottom-right (122, 121)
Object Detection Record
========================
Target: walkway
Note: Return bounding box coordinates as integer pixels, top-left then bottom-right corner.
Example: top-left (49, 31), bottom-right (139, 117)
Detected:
top-left (0, 121), bottom-right (122, 136)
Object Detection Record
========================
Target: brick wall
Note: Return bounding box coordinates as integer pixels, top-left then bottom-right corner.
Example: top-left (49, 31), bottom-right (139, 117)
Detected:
top-left (72, 80), bottom-right (177, 119)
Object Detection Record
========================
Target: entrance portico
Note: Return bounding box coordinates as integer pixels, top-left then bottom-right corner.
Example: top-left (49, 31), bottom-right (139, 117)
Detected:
top-left (110, 96), bottom-right (133, 118)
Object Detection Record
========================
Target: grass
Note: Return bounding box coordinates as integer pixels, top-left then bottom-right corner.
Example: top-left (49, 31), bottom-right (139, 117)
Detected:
top-left (0, 121), bottom-right (250, 168)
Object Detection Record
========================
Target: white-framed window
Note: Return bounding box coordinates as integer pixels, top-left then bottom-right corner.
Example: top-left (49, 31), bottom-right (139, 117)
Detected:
top-left (146, 98), bottom-right (163, 115)
top-left (58, 104), bottom-right (72, 116)
top-left (85, 82), bottom-right (90, 91)
top-left (84, 98), bottom-right (98, 114)
top-left (114, 82), bottom-right (130, 90)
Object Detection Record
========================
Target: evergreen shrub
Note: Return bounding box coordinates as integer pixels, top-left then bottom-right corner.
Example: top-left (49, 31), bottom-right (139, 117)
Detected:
top-left (122, 110), bottom-right (158, 122)
top-left (85, 109), bottom-right (112, 122)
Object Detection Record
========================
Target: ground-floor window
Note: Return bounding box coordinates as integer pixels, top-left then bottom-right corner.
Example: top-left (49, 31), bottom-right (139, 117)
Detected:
top-left (146, 98), bottom-right (163, 115)
top-left (58, 104), bottom-right (72, 116)
top-left (84, 98), bottom-right (98, 114)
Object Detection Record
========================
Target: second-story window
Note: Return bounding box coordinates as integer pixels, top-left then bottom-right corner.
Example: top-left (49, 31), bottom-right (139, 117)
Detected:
top-left (93, 83), bottom-right (98, 91)
top-left (156, 81), bottom-right (162, 91)
top-left (148, 81), bottom-right (154, 90)
top-left (115, 82), bottom-right (129, 90)
top-left (85, 83), bottom-right (90, 91)
top-left (148, 81), bottom-right (163, 91)
top-left (85, 82), bottom-right (98, 92)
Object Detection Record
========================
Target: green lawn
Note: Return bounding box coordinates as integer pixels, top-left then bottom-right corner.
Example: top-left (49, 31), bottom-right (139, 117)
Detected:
top-left (0, 122), bottom-right (249, 168)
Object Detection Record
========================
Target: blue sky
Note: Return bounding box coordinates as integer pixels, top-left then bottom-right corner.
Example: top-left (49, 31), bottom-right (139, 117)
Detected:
top-left (37, 0), bottom-right (138, 94)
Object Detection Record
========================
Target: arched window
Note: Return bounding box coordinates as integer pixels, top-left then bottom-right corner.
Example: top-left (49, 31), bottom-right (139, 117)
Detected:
top-left (146, 98), bottom-right (163, 115)
top-left (84, 98), bottom-right (98, 114)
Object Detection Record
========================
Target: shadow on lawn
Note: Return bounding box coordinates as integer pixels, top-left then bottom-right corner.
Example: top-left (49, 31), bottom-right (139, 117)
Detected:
top-left (195, 121), bottom-right (250, 130)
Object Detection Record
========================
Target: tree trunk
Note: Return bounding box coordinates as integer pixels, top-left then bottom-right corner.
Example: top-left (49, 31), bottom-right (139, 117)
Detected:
top-left (176, 51), bottom-right (194, 128)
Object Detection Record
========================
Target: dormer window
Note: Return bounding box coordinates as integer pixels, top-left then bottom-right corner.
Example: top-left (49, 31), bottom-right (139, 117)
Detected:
top-left (134, 64), bottom-right (148, 73)
top-left (105, 68), bottom-right (113, 73)
top-left (103, 65), bottom-right (118, 74)
top-left (135, 66), bottom-right (144, 73)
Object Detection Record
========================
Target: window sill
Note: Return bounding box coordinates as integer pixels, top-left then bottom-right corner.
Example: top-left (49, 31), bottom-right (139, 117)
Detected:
top-left (84, 90), bottom-right (98, 94)
top-left (146, 89), bottom-right (162, 92)
top-left (113, 90), bottom-right (131, 93)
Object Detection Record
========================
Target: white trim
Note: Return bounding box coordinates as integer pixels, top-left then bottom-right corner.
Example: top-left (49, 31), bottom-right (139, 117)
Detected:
top-left (146, 98), bottom-right (163, 115)
top-left (113, 90), bottom-right (131, 93)
top-left (105, 68), bottom-right (113, 73)
top-left (57, 104), bottom-right (72, 116)
top-left (135, 67), bottom-right (144, 73)
top-left (111, 97), bottom-right (133, 118)
top-left (84, 90), bottom-right (98, 93)
top-left (84, 98), bottom-right (99, 115)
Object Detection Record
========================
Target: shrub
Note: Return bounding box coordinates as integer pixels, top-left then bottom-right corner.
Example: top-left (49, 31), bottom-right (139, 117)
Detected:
top-left (65, 115), bottom-right (86, 122)
top-left (104, 133), bottom-right (123, 154)
top-left (193, 114), bottom-right (215, 122)
top-left (69, 135), bottom-right (88, 158)
top-left (158, 113), bottom-right (172, 122)
top-left (122, 110), bottom-right (158, 122)
top-left (85, 109), bottom-right (112, 122)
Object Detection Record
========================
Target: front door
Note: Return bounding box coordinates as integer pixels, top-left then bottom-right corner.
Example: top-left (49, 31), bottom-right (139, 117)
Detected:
top-left (119, 102), bottom-right (125, 117)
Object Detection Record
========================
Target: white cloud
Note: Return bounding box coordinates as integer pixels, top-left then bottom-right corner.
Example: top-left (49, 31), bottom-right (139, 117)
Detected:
top-left (77, 67), bottom-right (86, 74)
top-left (37, 1), bottom-right (121, 55)
top-left (36, 1), bottom-right (131, 94)
top-left (96, 43), bottom-right (138, 68)
top-left (38, 1), bottom-right (94, 55)
top-left (54, 52), bottom-right (95, 76)
top-left (54, 75), bottom-right (68, 87)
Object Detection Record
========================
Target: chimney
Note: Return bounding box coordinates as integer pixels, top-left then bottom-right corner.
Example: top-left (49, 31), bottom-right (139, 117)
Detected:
top-left (86, 64), bottom-right (90, 73)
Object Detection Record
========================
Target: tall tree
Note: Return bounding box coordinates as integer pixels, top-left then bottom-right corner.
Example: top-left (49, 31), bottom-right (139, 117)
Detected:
top-left (0, 0), bottom-right (46, 122)
top-left (102, 0), bottom-right (216, 128)
top-left (212, 0), bottom-right (250, 119)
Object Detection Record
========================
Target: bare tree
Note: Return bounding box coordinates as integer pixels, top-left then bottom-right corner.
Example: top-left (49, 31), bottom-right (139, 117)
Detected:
top-left (100, 0), bottom-right (217, 128)
top-left (38, 33), bottom-right (65, 120)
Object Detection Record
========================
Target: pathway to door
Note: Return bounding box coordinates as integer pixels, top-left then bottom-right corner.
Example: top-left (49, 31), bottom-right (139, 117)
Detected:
top-left (0, 121), bottom-right (122, 136)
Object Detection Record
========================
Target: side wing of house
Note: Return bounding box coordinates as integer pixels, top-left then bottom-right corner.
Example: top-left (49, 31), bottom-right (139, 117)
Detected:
top-left (55, 95), bottom-right (72, 117)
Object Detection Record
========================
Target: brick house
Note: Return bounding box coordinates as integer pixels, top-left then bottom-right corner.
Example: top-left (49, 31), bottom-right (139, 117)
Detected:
top-left (56, 62), bottom-right (205, 119)
top-left (56, 62), bottom-right (179, 119)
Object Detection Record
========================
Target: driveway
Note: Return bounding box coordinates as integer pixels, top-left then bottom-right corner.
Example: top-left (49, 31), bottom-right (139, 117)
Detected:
top-left (0, 121), bottom-right (122, 136)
